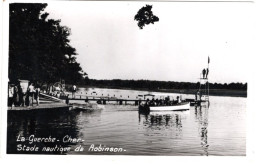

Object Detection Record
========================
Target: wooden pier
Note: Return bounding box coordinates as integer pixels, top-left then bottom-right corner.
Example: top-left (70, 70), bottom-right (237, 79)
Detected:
top-left (67, 97), bottom-right (145, 105)
top-left (8, 102), bottom-right (70, 111)
top-left (7, 92), bottom-right (205, 112)
top-left (64, 94), bottom-right (205, 106)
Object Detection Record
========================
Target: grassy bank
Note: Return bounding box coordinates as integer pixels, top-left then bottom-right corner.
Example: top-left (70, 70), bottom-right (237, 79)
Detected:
top-left (76, 85), bottom-right (247, 98)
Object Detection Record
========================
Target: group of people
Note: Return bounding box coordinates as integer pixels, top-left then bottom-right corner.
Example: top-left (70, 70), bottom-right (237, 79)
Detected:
top-left (202, 68), bottom-right (209, 79)
top-left (8, 82), bottom-right (40, 108)
top-left (144, 96), bottom-right (181, 106)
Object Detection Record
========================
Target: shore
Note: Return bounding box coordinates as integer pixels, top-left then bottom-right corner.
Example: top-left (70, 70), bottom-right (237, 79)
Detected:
top-left (78, 85), bottom-right (247, 98)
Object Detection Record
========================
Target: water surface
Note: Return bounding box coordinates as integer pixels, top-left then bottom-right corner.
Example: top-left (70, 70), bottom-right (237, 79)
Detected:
top-left (7, 88), bottom-right (246, 156)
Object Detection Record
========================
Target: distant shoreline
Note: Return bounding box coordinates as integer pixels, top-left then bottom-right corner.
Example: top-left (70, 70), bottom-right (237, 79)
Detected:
top-left (77, 85), bottom-right (247, 98)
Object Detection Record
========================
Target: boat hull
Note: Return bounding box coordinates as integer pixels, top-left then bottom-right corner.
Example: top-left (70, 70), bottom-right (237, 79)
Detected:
top-left (70, 102), bottom-right (104, 111)
top-left (149, 102), bottom-right (190, 111)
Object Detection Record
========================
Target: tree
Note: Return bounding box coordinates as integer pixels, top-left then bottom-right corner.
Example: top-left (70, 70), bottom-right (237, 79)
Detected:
top-left (134, 5), bottom-right (159, 29)
top-left (9, 3), bottom-right (85, 85)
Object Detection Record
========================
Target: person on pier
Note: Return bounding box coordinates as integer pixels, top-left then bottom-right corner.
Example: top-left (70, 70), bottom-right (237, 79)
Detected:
top-left (145, 98), bottom-right (150, 106)
top-left (177, 96), bottom-right (181, 104)
top-left (28, 83), bottom-right (35, 106)
top-left (155, 98), bottom-right (159, 106)
top-left (72, 85), bottom-right (77, 98)
top-left (195, 91), bottom-right (201, 101)
top-left (171, 98), bottom-right (176, 105)
top-left (165, 96), bottom-right (170, 105)
top-left (19, 82), bottom-right (28, 106)
top-left (8, 84), bottom-right (14, 108)
top-left (202, 68), bottom-right (206, 79)
top-left (35, 85), bottom-right (40, 106)
top-left (18, 84), bottom-right (23, 106)
top-left (151, 98), bottom-right (155, 106)
top-left (159, 99), bottom-right (163, 106)
top-left (13, 85), bottom-right (19, 106)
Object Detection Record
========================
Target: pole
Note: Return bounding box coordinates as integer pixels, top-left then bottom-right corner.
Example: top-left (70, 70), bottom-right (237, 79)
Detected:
top-left (207, 56), bottom-right (210, 103)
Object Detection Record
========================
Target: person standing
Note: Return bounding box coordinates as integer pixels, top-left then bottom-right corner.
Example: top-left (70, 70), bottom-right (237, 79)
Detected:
top-left (8, 85), bottom-right (14, 108)
top-left (72, 85), bottom-right (77, 98)
top-left (20, 83), bottom-right (28, 106)
top-left (196, 91), bottom-right (201, 101)
top-left (206, 68), bottom-right (209, 79)
top-left (13, 86), bottom-right (19, 106)
top-left (35, 86), bottom-right (40, 106)
top-left (202, 68), bottom-right (206, 79)
top-left (18, 84), bottom-right (23, 106)
top-left (176, 96), bottom-right (181, 103)
top-left (28, 83), bottom-right (35, 106)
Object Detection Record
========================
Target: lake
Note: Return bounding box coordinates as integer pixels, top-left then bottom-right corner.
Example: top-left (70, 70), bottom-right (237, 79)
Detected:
top-left (7, 87), bottom-right (246, 156)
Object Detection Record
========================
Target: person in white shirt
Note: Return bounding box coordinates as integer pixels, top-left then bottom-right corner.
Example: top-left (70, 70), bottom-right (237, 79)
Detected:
top-left (72, 85), bottom-right (77, 98)
top-left (8, 85), bottom-right (14, 108)
top-left (28, 83), bottom-right (35, 106)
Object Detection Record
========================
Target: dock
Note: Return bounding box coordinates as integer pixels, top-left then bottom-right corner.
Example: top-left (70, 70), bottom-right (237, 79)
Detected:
top-left (65, 94), bottom-right (205, 106)
top-left (8, 103), bottom-right (70, 111)
top-left (7, 92), bottom-right (206, 111)
top-left (68, 97), bottom-right (145, 105)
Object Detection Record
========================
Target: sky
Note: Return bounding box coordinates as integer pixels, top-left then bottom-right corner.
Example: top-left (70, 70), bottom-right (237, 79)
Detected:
top-left (44, 1), bottom-right (254, 84)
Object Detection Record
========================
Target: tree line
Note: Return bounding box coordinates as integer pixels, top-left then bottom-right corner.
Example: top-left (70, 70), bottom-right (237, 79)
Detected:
top-left (85, 79), bottom-right (247, 91)
top-left (9, 3), bottom-right (86, 85)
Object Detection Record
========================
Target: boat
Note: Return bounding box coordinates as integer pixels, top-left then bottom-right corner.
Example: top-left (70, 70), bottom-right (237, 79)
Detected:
top-left (70, 102), bottom-right (104, 111)
top-left (139, 102), bottom-right (190, 112)
top-left (40, 93), bottom-right (63, 102)
top-left (138, 93), bottom-right (190, 112)
top-left (149, 102), bottom-right (190, 111)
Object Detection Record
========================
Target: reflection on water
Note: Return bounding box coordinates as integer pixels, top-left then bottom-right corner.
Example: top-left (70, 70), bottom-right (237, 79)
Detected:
top-left (139, 113), bottom-right (183, 137)
top-left (7, 109), bottom-right (82, 154)
top-left (195, 106), bottom-right (209, 155)
top-left (7, 88), bottom-right (246, 156)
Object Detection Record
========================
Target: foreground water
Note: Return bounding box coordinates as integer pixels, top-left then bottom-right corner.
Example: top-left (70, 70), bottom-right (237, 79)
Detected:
top-left (7, 88), bottom-right (246, 156)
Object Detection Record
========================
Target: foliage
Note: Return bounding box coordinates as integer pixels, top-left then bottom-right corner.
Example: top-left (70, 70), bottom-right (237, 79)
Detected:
top-left (87, 79), bottom-right (247, 91)
top-left (9, 3), bottom-right (85, 85)
top-left (134, 5), bottom-right (159, 29)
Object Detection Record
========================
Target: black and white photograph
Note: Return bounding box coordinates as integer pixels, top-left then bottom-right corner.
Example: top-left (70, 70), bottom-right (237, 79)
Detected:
top-left (1, 0), bottom-right (258, 160)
